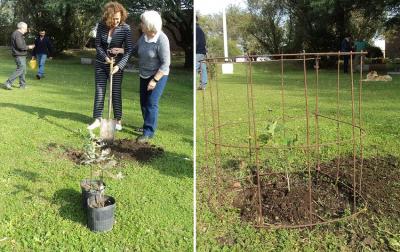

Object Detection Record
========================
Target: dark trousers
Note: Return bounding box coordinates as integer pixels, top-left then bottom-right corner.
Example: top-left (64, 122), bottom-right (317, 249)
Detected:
top-left (6, 56), bottom-right (26, 87)
top-left (140, 75), bottom-right (168, 137)
top-left (343, 55), bottom-right (349, 73)
top-left (93, 62), bottom-right (123, 120)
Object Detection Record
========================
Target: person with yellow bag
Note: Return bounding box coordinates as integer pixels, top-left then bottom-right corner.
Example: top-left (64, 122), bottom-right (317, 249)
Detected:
top-left (32, 30), bottom-right (53, 80)
top-left (29, 57), bottom-right (37, 70)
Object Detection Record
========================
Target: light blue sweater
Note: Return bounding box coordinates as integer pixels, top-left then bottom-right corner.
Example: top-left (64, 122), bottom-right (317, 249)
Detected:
top-left (135, 31), bottom-right (170, 78)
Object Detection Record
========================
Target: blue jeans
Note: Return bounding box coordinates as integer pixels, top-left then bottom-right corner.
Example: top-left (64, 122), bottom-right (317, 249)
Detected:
top-left (6, 56), bottom-right (26, 87)
top-left (196, 54), bottom-right (207, 87)
top-left (36, 53), bottom-right (47, 77)
top-left (140, 75), bottom-right (168, 137)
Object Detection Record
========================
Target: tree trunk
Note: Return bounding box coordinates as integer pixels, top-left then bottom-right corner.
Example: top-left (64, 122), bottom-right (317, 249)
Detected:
top-left (184, 46), bottom-right (193, 69)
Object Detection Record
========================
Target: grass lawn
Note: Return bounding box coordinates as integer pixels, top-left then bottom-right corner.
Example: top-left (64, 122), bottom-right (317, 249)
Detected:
top-left (0, 47), bottom-right (193, 250)
top-left (197, 61), bottom-right (400, 251)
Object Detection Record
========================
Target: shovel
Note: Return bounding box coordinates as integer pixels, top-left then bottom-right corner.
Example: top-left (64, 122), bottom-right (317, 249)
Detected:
top-left (100, 57), bottom-right (116, 144)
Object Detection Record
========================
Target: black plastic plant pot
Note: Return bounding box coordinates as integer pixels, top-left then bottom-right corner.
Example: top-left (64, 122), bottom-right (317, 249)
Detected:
top-left (80, 179), bottom-right (106, 209)
top-left (87, 195), bottom-right (116, 232)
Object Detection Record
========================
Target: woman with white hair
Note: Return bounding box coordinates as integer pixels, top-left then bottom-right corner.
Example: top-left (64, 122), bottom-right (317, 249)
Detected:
top-left (133, 10), bottom-right (171, 143)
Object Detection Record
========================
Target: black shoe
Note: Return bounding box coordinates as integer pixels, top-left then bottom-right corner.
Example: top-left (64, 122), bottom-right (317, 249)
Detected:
top-left (136, 135), bottom-right (149, 144)
top-left (19, 85), bottom-right (27, 89)
top-left (36, 75), bottom-right (41, 80)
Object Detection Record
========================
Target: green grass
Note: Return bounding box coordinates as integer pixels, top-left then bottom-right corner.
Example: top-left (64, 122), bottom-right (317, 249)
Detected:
top-left (0, 48), bottom-right (193, 250)
top-left (197, 61), bottom-right (400, 251)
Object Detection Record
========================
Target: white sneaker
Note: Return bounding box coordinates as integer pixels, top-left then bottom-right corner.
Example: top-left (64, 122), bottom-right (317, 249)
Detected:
top-left (115, 123), bottom-right (122, 131)
top-left (87, 119), bottom-right (101, 130)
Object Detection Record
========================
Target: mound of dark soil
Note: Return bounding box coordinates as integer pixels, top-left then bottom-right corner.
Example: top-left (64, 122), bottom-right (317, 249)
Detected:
top-left (48, 139), bottom-right (164, 164)
top-left (236, 172), bottom-right (355, 225)
top-left (110, 139), bottom-right (164, 163)
top-left (321, 155), bottom-right (400, 218)
top-left (234, 156), bottom-right (400, 226)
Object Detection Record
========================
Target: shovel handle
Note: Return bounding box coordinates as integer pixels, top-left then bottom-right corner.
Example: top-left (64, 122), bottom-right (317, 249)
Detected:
top-left (108, 57), bottom-right (114, 119)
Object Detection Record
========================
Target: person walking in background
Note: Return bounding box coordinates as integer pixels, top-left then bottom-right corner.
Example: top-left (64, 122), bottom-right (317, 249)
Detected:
top-left (340, 35), bottom-right (352, 74)
top-left (87, 1), bottom-right (133, 131)
top-left (132, 10), bottom-right (170, 143)
top-left (354, 37), bottom-right (367, 71)
top-left (32, 30), bottom-right (53, 80)
top-left (196, 16), bottom-right (207, 90)
top-left (3, 22), bottom-right (35, 90)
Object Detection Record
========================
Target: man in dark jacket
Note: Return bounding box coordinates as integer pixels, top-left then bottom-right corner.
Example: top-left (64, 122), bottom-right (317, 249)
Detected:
top-left (3, 22), bottom-right (35, 90)
top-left (32, 30), bottom-right (53, 79)
top-left (340, 35), bottom-right (352, 73)
top-left (196, 16), bottom-right (207, 90)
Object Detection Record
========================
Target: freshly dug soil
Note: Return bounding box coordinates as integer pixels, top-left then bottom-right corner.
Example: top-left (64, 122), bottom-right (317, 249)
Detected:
top-left (65, 150), bottom-right (84, 164)
top-left (322, 155), bottom-right (400, 218)
top-left (236, 172), bottom-right (355, 225)
top-left (234, 155), bottom-right (400, 226)
top-left (48, 139), bottom-right (164, 164)
top-left (110, 138), bottom-right (164, 163)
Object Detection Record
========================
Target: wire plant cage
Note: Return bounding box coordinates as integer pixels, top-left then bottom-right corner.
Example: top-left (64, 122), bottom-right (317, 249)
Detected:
top-left (199, 51), bottom-right (368, 228)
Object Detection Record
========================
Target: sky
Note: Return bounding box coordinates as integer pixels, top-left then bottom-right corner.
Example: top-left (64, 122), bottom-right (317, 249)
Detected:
top-left (194, 0), bottom-right (247, 15)
top-left (194, 0), bottom-right (386, 51)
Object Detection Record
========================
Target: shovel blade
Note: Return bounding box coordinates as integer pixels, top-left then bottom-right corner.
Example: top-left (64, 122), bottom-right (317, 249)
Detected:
top-left (100, 119), bottom-right (116, 144)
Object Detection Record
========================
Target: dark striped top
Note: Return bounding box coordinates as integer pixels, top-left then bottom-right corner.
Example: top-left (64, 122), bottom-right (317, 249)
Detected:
top-left (95, 22), bottom-right (133, 69)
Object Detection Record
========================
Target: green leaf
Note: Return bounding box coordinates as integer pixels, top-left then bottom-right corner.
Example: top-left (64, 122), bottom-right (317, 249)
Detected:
top-left (266, 121), bottom-right (278, 136)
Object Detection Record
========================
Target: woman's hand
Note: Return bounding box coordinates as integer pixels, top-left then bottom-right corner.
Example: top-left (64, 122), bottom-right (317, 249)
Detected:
top-left (105, 57), bottom-right (112, 64)
top-left (147, 79), bottom-right (157, 91)
top-left (110, 48), bottom-right (124, 55)
top-left (112, 65), bottom-right (120, 74)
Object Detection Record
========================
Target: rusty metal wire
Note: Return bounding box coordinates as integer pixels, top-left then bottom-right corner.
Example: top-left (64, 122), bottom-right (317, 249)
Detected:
top-left (200, 51), bottom-right (366, 229)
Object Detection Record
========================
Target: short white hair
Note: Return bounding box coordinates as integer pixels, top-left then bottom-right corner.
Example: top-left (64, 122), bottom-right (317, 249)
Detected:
top-left (17, 22), bottom-right (27, 29)
top-left (140, 11), bottom-right (162, 33)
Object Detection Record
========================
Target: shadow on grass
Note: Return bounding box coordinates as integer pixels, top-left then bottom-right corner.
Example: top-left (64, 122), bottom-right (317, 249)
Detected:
top-left (0, 103), bottom-right (91, 132)
top-left (11, 184), bottom-right (51, 203)
top-left (181, 137), bottom-right (193, 146)
top-left (13, 168), bottom-right (41, 182)
top-left (10, 183), bottom-right (86, 226)
top-left (149, 150), bottom-right (193, 178)
top-left (52, 188), bottom-right (86, 226)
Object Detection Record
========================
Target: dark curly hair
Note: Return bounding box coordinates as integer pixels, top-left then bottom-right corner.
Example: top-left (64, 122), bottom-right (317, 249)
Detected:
top-left (102, 1), bottom-right (128, 28)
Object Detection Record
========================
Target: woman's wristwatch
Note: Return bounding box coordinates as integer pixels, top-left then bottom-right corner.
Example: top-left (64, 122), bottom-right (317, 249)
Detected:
top-left (153, 78), bottom-right (159, 83)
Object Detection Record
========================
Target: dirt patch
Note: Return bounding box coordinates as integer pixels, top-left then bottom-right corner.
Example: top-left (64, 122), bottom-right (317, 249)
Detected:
top-left (234, 156), bottom-right (400, 226)
top-left (110, 139), bottom-right (164, 163)
top-left (321, 155), bottom-right (400, 218)
top-left (236, 172), bottom-right (356, 225)
top-left (61, 149), bottom-right (83, 164)
top-left (47, 139), bottom-right (164, 164)
top-left (45, 143), bottom-right (85, 164)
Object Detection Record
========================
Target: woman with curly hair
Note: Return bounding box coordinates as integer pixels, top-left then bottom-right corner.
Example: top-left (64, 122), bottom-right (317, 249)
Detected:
top-left (88, 1), bottom-right (133, 131)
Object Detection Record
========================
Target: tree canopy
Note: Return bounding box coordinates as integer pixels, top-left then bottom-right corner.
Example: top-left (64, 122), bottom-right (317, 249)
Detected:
top-left (0, 0), bottom-right (193, 67)
top-left (199, 0), bottom-right (399, 57)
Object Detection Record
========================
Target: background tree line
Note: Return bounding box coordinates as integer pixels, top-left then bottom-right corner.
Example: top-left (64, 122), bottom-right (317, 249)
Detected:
top-left (0, 0), bottom-right (193, 67)
top-left (198, 0), bottom-right (399, 58)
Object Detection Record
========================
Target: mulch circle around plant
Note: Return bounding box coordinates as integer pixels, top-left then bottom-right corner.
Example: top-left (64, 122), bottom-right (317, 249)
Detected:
top-left (233, 155), bottom-right (400, 226)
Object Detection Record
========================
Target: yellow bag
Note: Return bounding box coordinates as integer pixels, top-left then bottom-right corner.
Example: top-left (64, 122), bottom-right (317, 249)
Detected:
top-left (29, 59), bottom-right (37, 70)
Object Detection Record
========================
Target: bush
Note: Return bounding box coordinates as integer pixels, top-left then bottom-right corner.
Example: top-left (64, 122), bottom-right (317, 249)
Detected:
top-left (366, 46), bottom-right (384, 63)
